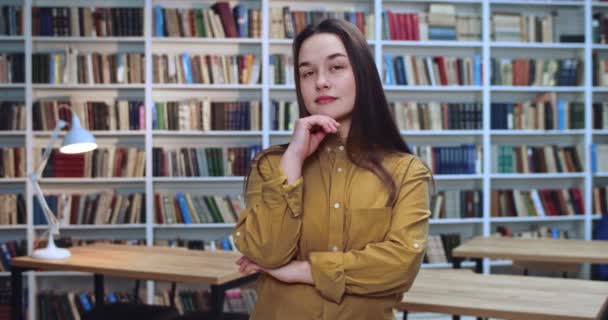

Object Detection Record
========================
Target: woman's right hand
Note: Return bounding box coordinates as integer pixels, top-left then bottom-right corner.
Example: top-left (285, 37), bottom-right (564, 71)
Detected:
top-left (284, 115), bottom-right (340, 163)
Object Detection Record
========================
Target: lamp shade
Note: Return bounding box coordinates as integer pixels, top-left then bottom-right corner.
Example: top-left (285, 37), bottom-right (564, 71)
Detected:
top-left (59, 112), bottom-right (97, 154)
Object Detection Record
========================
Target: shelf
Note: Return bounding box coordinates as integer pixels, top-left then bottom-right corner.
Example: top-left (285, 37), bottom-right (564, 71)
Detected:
top-left (400, 130), bottom-right (483, 136)
top-left (0, 131), bottom-right (25, 136)
top-left (34, 131), bottom-right (145, 137)
top-left (593, 130), bottom-right (608, 135)
top-left (153, 37), bottom-right (261, 44)
top-left (491, 42), bottom-right (585, 49)
top-left (490, 215), bottom-right (586, 223)
top-left (422, 261), bottom-right (477, 269)
top-left (593, 215), bottom-right (604, 220)
top-left (32, 84), bottom-right (145, 90)
top-left (0, 36), bottom-right (24, 41)
top-left (385, 0), bottom-right (481, 3)
top-left (592, 1), bottom-right (608, 7)
top-left (381, 40), bottom-right (482, 47)
top-left (152, 84), bottom-right (262, 90)
top-left (269, 39), bottom-right (376, 45)
top-left (433, 174), bottom-right (483, 180)
top-left (152, 130), bottom-right (263, 137)
top-left (153, 177), bottom-right (245, 183)
top-left (32, 36), bottom-right (144, 43)
top-left (269, 84), bottom-right (295, 90)
top-left (0, 272), bottom-right (9, 277)
top-left (491, 86), bottom-right (584, 92)
top-left (491, 130), bottom-right (585, 135)
top-left (34, 224), bottom-right (147, 231)
top-left (0, 178), bottom-right (26, 183)
top-left (38, 178), bottom-right (145, 183)
top-left (593, 173), bottom-right (608, 178)
top-left (430, 218), bottom-right (483, 224)
top-left (0, 84), bottom-right (25, 88)
top-left (154, 223), bottom-right (236, 229)
top-left (592, 87), bottom-right (608, 93)
top-left (489, 260), bottom-right (513, 267)
top-left (490, 173), bottom-right (585, 179)
top-left (490, 0), bottom-right (584, 6)
top-left (384, 85), bottom-right (483, 91)
top-left (0, 225), bottom-right (26, 230)
top-left (592, 44), bottom-right (608, 49)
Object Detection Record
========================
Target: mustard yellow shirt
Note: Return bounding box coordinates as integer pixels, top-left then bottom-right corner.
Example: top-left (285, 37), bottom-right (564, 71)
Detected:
top-left (233, 135), bottom-right (431, 320)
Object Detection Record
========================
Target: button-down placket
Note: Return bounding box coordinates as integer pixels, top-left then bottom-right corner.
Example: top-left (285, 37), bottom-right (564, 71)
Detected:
top-left (327, 143), bottom-right (347, 253)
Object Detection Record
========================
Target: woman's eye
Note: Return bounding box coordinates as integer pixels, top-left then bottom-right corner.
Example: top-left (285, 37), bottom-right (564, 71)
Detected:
top-left (331, 65), bottom-right (344, 71)
top-left (302, 71), bottom-right (313, 78)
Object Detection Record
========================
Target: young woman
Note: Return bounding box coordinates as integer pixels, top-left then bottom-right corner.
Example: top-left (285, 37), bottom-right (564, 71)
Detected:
top-left (232, 18), bottom-right (431, 320)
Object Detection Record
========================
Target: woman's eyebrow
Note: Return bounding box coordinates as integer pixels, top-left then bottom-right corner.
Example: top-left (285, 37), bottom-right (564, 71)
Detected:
top-left (299, 52), bottom-right (347, 68)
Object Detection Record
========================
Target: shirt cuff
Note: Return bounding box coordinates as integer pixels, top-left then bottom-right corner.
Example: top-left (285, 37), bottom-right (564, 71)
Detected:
top-left (309, 251), bottom-right (345, 303)
top-left (260, 167), bottom-right (303, 218)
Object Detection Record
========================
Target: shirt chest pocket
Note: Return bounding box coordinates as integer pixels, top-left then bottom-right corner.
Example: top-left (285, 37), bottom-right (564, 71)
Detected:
top-left (345, 207), bottom-right (392, 251)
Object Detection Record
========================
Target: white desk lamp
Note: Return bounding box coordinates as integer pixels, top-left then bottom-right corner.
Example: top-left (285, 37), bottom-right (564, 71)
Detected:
top-left (29, 111), bottom-right (97, 260)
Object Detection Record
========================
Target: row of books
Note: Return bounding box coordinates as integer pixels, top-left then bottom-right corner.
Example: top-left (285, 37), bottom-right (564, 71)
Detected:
top-left (390, 102), bottom-right (482, 131)
top-left (384, 55), bottom-right (482, 86)
top-left (593, 186), bottom-right (608, 215)
top-left (269, 54), bottom-right (294, 85)
top-left (0, 53), bottom-right (24, 83)
top-left (33, 192), bottom-right (145, 225)
top-left (430, 190), bottom-right (482, 219)
top-left (424, 233), bottom-right (461, 264)
top-left (271, 100), bottom-right (298, 131)
top-left (154, 3), bottom-right (261, 38)
top-left (155, 193), bottom-right (244, 224)
top-left (32, 7), bottom-right (143, 37)
top-left (0, 148), bottom-right (25, 178)
top-left (153, 100), bottom-right (261, 131)
top-left (0, 194), bottom-right (25, 225)
top-left (592, 144), bottom-right (608, 173)
top-left (152, 53), bottom-right (260, 85)
top-left (383, 7), bottom-right (481, 41)
top-left (593, 12), bottom-right (608, 44)
top-left (594, 102), bottom-right (608, 129)
top-left (493, 145), bottom-right (583, 174)
top-left (152, 145), bottom-right (261, 177)
top-left (0, 240), bottom-right (26, 272)
top-left (269, 7), bottom-right (373, 40)
top-left (494, 225), bottom-right (571, 239)
top-left (490, 58), bottom-right (582, 86)
top-left (32, 51), bottom-right (145, 84)
top-left (412, 144), bottom-right (482, 175)
top-left (593, 55), bottom-right (608, 87)
top-left (157, 287), bottom-right (256, 315)
top-left (0, 101), bottom-right (25, 130)
top-left (33, 100), bottom-right (145, 131)
top-left (491, 98), bottom-right (585, 130)
top-left (0, 6), bottom-right (21, 36)
top-left (492, 12), bottom-right (555, 43)
top-left (490, 188), bottom-right (585, 217)
top-left (38, 148), bottom-right (146, 178)
top-left (37, 291), bottom-right (137, 319)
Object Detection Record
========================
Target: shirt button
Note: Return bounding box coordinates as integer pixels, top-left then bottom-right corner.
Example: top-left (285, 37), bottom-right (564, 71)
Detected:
top-left (413, 243), bottom-right (420, 249)
top-left (333, 202), bottom-right (340, 209)
top-left (326, 147), bottom-right (331, 152)
top-left (236, 231), bottom-right (241, 237)
top-left (332, 246), bottom-right (338, 252)
top-left (337, 167), bottom-right (343, 173)
top-left (338, 145), bottom-right (344, 151)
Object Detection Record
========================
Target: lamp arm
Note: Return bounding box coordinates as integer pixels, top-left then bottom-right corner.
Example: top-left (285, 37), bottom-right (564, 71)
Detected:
top-left (29, 120), bottom-right (67, 232)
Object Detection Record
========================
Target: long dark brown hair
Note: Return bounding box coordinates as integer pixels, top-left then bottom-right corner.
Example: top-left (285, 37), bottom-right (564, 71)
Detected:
top-left (246, 18), bottom-right (416, 207)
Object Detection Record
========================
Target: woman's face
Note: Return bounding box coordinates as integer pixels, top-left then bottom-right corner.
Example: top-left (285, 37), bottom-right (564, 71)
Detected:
top-left (297, 33), bottom-right (356, 123)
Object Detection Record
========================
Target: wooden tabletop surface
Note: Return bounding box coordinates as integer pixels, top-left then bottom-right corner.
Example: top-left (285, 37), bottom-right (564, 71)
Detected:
top-left (12, 244), bottom-right (249, 285)
top-left (452, 236), bottom-right (608, 264)
top-left (400, 269), bottom-right (608, 320)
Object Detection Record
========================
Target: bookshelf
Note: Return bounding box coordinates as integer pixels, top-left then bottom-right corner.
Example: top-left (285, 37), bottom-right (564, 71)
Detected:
top-left (0, 0), bottom-right (601, 317)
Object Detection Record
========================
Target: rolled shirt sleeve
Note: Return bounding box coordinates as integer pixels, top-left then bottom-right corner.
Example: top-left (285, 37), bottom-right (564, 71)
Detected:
top-left (233, 152), bottom-right (304, 269)
top-left (309, 157), bottom-right (431, 303)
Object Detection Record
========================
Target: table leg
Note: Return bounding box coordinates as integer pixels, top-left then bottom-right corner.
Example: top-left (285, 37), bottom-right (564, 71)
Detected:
top-left (169, 282), bottom-right (177, 308)
top-left (11, 267), bottom-right (24, 320)
top-left (474, 258), bottom-right (482, 274)
top-left (402, 311), bottom-right (408, 320)
top-left (453, 257), bottom-right (462, 269)
top-left (210, 285), bottom-right (225, 320)
top-left (94, 274), bottom-right (105, 306)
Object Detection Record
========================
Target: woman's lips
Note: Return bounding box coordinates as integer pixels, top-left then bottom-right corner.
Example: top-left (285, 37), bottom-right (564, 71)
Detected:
top-left (315, 96), bottom-right (337, 104)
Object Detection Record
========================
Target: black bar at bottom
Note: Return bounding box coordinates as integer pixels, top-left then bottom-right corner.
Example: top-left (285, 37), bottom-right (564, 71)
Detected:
top-left (11, 267), bottom-right (24, 320)
top-left (94, 274), bottom-right (105, 306)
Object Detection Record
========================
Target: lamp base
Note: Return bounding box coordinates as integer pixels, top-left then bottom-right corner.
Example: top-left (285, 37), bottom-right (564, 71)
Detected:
top-left (32, 233), bottom-right (71, 260)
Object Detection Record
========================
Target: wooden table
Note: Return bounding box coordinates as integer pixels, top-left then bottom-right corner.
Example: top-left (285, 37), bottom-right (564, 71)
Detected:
top-left (451, 236), bottom-right (608, 272)
top-left (398, 269), bottom-right (608, 320)
top-left (10, 244), bottom-right (257, 320)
